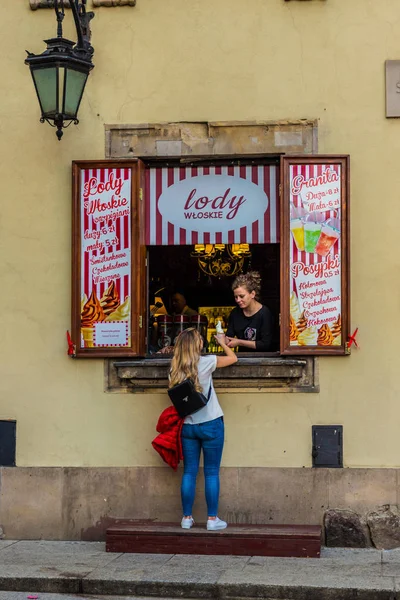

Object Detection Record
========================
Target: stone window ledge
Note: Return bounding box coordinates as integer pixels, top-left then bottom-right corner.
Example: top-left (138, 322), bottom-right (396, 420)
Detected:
top-left (106, 355), bottom-right (319, 393)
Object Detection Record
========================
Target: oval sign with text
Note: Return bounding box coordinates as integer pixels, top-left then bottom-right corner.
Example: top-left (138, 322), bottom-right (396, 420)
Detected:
top-left (157, 174), bottom-right (269, 234)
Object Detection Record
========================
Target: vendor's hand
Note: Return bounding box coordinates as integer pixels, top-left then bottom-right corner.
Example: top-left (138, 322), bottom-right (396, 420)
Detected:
top-left (226, 336), bottom-right (240, 348)
top-left (215, 333), bottom-right (227, 346)
top-left (157, 345), bottom-right (174, 355)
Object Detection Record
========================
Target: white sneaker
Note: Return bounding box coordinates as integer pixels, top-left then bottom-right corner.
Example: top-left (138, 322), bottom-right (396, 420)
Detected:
top-left (181, 516), bottom-right (195, 529)
top-left (207, 517), bottom-right (227, 531)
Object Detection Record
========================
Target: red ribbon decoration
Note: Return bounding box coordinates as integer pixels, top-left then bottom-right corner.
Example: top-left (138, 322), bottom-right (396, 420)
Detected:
top-left (66, 330), bottom-right (76, 357)
top-left (347, 328), bottom-right (359, 349)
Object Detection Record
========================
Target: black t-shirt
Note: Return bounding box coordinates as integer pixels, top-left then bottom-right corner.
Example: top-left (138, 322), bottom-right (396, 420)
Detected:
top-left (226, 305), bottom-right (273, 352)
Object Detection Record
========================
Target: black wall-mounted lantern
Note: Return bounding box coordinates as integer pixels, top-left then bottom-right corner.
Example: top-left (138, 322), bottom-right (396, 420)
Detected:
top-left (25, 0), bottom-right (95, 141)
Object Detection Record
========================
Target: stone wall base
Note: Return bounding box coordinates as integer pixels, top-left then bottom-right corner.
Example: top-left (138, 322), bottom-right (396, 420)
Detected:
top-left (0, 467), bottom-right (399, 544)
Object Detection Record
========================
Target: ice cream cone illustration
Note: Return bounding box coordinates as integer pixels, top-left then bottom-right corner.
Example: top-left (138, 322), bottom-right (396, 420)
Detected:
top-left (290, 315), bottom-right (300, 343)
top-left (81, 293), bottom-right (88, 312)
top-left (296, 311), bottom-right (308, 333)
top-left (331, 314), bottom-right (341, 338)
top-left (332, 334), bottom-right (342, 346)
top-left (81, 327), bottom-right (95, 348)
top-left (105, 295), bottom-right (131, 321)
top-left (100, 281), bottom-right (120, 317)
top-left (290, 292), bottom-right (301, 323)
top-left (317, 324), bottom-right (334, 346)
top-left (298, 326), bottom-right (318, 346)
top-left (81, 290), bottom-right (105, 348)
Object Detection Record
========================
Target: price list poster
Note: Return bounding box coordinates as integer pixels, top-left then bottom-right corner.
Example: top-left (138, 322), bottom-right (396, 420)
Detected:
top-left (281, 156), bottom-right (350, 356)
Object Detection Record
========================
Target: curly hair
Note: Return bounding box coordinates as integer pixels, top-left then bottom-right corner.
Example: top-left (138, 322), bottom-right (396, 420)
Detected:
top-left (232, 271), bottom-right (262, 301)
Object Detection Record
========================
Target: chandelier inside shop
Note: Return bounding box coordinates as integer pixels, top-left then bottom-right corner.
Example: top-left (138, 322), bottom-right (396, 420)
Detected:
top-left (191, 243), bottom-right (252, 277)
top-left (25, 0), bottom-right (95, 141)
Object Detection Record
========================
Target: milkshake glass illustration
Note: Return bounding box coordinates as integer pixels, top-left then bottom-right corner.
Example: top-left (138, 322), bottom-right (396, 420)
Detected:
top-left (315, 217), bottom-right (340, 257)
top-left (304, 212), bottom-right (324, 253)
top-left (290, 205), bottom-right (306, 252)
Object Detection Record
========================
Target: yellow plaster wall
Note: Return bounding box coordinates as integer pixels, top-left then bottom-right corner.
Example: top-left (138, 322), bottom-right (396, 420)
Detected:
top-left (0, 0), bottom-right (398, 467)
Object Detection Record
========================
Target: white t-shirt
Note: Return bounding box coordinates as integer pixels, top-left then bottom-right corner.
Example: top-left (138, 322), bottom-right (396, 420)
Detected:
top-left (184, 355), bottom-right (223, 425)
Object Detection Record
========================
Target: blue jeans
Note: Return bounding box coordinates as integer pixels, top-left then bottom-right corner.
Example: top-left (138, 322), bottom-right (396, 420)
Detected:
top-left (181, 417), bottom-right (224, 517)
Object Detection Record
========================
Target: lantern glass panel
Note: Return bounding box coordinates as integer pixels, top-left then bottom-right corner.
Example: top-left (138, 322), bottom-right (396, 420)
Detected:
top-left (32, 67), bottom-right (58, 115)
top-left (64, 69), bottom-right (88, 118)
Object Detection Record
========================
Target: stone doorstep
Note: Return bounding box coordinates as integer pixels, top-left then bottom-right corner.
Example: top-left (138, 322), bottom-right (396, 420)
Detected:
top-left (105, 522), bottom-right (322, 558)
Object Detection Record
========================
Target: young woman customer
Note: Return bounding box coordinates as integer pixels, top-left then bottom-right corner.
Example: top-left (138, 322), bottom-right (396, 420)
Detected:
top-left (169, 327), bottom-right (237, 530)
top-left (226, 271), bottom-right (273, 352)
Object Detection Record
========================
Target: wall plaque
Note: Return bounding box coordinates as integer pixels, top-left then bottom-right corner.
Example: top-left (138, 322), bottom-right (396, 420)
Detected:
top-left (385, 60), bottom-right (400, 118)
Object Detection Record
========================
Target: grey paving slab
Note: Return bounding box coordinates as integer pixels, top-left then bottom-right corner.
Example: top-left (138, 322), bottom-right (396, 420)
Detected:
top-left (82, 552), bottom-right (176, 592)
top-left (0, 541), bottom-right (119, 568)
top-left (383, 547), bottom-right (400, 562)
top-left (244, 555), bottom-right (382, 576)
top-left (0, 540), bottom-right (19, 551)
top-left (0, 565), bottom-right (92, 579)
top-left (84, 553), bottom-right (248, 580)
top-left (82, 552), bottom-right (393, 599)
top-left (83, 554), bottom-right (247, 597)
top-left (0, 542), bottom-right (122, 594)
top-left (217, 571), bottom-right (396, 600)
top-left (0, 542), bottom-right (398, 599)
top-left (382, 548), bottom-right (400, 577)
top-left (84, 552), bottom-right (175, 575)
top-left (383, 563), bottom-right (400, 577)
top-left (164, 554), bottom-right (250, 571)
top-left (321, 547), bottom-right (383, 563)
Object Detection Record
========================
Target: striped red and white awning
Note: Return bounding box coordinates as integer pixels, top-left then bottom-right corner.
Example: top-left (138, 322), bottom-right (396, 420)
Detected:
top-left (145, 165), bottom-right (280, 245)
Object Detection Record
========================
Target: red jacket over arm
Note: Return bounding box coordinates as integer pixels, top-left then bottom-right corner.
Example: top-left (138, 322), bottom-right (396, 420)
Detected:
top-left (152, 406), bottom-right (184, 471)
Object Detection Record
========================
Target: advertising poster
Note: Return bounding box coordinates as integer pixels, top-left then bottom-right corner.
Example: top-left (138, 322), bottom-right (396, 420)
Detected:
top-left (79, 167), bottom-right (132, 349)
top-left (288, 163), bottom-right (343, 348)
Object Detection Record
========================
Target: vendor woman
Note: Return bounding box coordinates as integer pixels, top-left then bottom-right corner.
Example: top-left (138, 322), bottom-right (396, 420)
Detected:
top-left (226, 271), bottom-right (273, 352)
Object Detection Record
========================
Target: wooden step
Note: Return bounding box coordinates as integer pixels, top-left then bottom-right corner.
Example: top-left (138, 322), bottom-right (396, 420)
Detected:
top-left (106, 522), bottom-right (321, 558)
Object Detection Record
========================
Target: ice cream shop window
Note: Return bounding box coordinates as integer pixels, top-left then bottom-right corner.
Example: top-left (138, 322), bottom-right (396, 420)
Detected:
top-left (145, 161), bottom-right (281, 356)
top-left (71, 155), bottom-right (350, 363)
